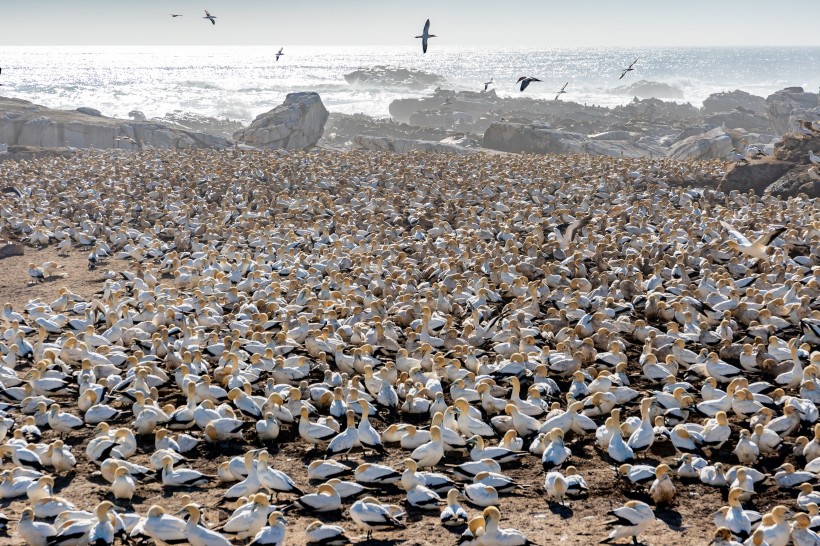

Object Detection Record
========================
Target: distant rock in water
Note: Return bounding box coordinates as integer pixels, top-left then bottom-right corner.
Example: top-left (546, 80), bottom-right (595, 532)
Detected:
top-left (0, 96), bottom-right (232, 150)
top-left (702, 90), bottom-right (765, 115)
top-left (234, 92), bottom-right (328, 150)
top-left (344, 66), bottom-right (445, 90)
top-left (155, 111), bottom-right (244, 141)
top-left (611, 80), bottom-right (684, 100)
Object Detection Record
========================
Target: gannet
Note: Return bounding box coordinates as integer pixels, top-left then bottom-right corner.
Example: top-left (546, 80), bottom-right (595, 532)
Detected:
top-left (720, 221), bottom-right (786, 261)
top-left (481, 506), bottom-right (538, 546)
top-left (619, 59), bottom-right (638, 79)
top-left (602, 500), bottom-right (655, 544)
top-left (203, 10), bottom-right (217, 25)
top-left (483, 78), bottom-right (494, 92)
top-left (248, 511), bottom-right (287, 546)
top-left (554, 82), bottom-right (568, 101)
top-left (350, 496), bottom-right (405, 540)
top-left (305, 521), bottom-right (350, 546)
top-left (516, 77), bottom-right (541, 92)
top-left (275, 48), bottom-right (284, 61)
top-left (415, 19), bottom-right (436, 54)
top-left (440, 488), bottom-right (469, 526)
top-left (297, 483), bottom-right (341, 512)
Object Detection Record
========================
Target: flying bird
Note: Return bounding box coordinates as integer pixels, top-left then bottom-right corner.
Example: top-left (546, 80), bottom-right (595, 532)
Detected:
top-left (483, 78), bottom-right (493, 92)
top-left (170, 14), bottom-right (183, 18)
top-left (516, 76), bottom-right (541, 92)
top-left (415, 19), bottom-right (436, 54)
top-left (203, 10), bottom-right (217, 25)
top-left (554, 82), bottom-right (568, 101)
top-left (275, 48), bottom-right (284, 61)
top-left (620, 59), bottom-right (638, 79)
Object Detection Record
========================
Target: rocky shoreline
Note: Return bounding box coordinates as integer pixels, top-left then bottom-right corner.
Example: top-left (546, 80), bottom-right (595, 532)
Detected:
top-left (1, 81), bottom-right (818, 197)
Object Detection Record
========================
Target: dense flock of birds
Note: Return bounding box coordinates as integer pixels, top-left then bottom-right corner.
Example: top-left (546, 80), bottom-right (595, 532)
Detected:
top-left (0, 148), bottom-right (819, 546)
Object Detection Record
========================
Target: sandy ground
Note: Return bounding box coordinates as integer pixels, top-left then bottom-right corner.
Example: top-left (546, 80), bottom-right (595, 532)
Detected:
top-left (0, 242), bottom-right (801, 546)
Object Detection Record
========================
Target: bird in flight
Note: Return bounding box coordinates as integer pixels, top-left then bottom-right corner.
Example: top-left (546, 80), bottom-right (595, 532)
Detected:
top-left (276, 48), bottom-right (284, 61)
top-left (554, 82), bottom-right (568, 101)
top-left (619, 59), bottom-right (638, 79)
top-left (203, 10), bottom-right (217, 25)
top-left (483, 78), bottom-right (493, 92)
top-left (170, 14), bottom-right (183, 18)
top-left (516, 76), bottom-right (541, 92)
top-left (415, 19), bottom-right (436, 54)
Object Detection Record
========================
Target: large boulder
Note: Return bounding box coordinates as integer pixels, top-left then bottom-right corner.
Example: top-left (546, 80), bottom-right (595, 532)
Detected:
top-left (702, 90), bottom-right (766, 114)
top-left (234, 92), bottom-right (329, 150)
top-left (482, 122), bottom-right (662, 158)
top-left (667, 127), bottom-right (735, 160)
top-left (772, 131), bottom-right (819, 164)
top-left (764, 87), bottom-right (820, 135)
top-left (703, 110), bottom-right (770, 132)
top-left (611, 80), bottom-right (684, 100)
top-left (718, 160), bottom-right (793, 195)
top-left (0, 96), bottom-right (231, 150)
top-left (766, 166), bottom-right (820, 199)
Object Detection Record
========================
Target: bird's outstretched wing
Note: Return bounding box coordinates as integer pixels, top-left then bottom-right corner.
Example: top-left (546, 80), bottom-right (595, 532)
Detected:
top-left (755, 226), bottom-right (787, 247)
top-left (720, 220), bottom-right (752, 246)
top-left (564, 215), bottom-right (593, 243)
top-left (423, 19), bottom-right (431, 34)
top-left (422, 38), bottom-right (428, 54)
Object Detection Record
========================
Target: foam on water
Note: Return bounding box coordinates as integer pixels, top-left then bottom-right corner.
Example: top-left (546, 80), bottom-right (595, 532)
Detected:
top-left (0, 45), bottom-right (817, 123)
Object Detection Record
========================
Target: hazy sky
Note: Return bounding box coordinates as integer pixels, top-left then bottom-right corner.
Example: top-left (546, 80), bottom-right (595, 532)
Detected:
top-left (2, 0), bottom-right (819, 47)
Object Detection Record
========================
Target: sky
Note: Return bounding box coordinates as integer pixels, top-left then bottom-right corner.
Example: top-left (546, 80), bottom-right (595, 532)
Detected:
top-left (1, 0), bottom-right (819, 47)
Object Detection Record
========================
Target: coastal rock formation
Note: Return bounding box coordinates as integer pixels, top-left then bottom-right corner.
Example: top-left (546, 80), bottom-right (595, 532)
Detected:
top-left (766, 166), bottom-right (820, 199)
top-left (344, 66), bottom-right (445, 90)
top-left (233, 92), bottom-right (329, 150)
top-left (482, 122), bottom-right (663, 158)
top-left (610, 80), bottom-right (684, 100)
top-left (718, 160), bottom-right (793, 195)
top-left (353, 135), bottom-right (477, 154)
top-left (764, 87), bottom-right (820, 135)
top-left (320, 113), bottom-right (453, 149)
top-left (0, 96), bottom-right (231, 150)
top-left (702, 90), bottom-right (765, 114)
top-left (703, 110), bottom-right (770, 132)
top-left (667, 127), bottom-right (735, 160)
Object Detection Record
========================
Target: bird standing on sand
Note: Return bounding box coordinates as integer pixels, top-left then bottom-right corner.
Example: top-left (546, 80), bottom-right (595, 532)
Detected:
top-left (620, 59), bottom-right (638, 79)
top-left (554, 82), bottom-right (568, 101)
top-left (516, 76), bottom-right (541, 92)
top-left (203, 10), bottom-right (217, 25)
top-left (415, 19), bottom-right (436, 54)
top-left (276, 48), bottom-right (284, 61)
top-left (483, 79), bottom-right (493, 92)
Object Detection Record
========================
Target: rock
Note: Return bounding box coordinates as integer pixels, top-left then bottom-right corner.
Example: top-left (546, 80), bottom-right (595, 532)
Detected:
top-left (0, 145), bottom-right (76, 162)
top-left (667, 127), bottom-right (736, 160)
top-left (703, 110), bottom-right (769, 132)
top-left (233, 92), bottom-right (328, 150)
top-left (438, 134), bottom-right (481, 148)
top-left (320, 113), bottom-right (455, 149)
top-left (588, 130), bottom-right (633, 141)
top-left (772, 131), bottom-right (819, 164)
top-left (482, 122), bottom-right (662, 158)
top-left (718, 160), bottom-right (793, 195)
top-left (702, 90), bottom-right (766, 115)
top-left (155, 111), bottom-right (244, 141)
top-left (611, 80), bottom-right (684, 100)
top-left (75, 107), bottom-right (102, 117)
top-left (764, 87), bottom-right (820, 135)
top-left (0, 242), bottom-right (25, 259)
top-left (766, 166), bottom-right (820, 199)
top-left (128, 110), bottom-right (147, 121)
top-left (0, 96), bottom-right (232, 150)
top-left (353, 136), bottom-right (477, 154)
top-left (409, 109), bottom-right (475, 130)
top-left (344, 66), bottom-right (445, 90)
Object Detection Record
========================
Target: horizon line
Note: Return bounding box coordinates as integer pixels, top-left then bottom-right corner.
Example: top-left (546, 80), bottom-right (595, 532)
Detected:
top-left (2, 43), bottom-right (819, 48)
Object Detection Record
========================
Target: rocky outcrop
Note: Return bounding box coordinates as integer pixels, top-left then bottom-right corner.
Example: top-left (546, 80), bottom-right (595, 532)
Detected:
top-left (772, 131), bottom-right (819, 163)
top-left (482, 122), bottom-right (663, 158)
top-left (353, 136), bottom-right (477, 154)
top-left (233, 92), bottom-right (329, 150)
top-left (766, 166), bottom-right (820, 199)
top-left (344, 66), bottom-right (445, 90)
top-left (703, 90), bottom-right (766, 114)
top-left (610, 80), bottom-right (684, 100)
top-left (667, 127), bottom-right (735, 160)
top-left (703, 110), bottom-right (770, 132)
top-left (0, 97), bottom-right (231, 150)
top-left (764, 87), bottom-right (819, 135)
top-left (718, 160), bottom-right (793, 195)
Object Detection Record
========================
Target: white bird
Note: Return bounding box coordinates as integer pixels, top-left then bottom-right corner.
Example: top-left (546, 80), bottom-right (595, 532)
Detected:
top-left (602, 500), bottom-right (655, 544)
top-left (350, 496), bottom-right (405, 540)
top-left (720, 221), bottom-right (786, 261)
top-left (305, 521), bottom-right (350, 546)
top-left (296, 484), bottom-right (342, 512)
top-left (440, 488), bottom-right (469, 526)
top-left (248, 511), bottom-right (287, 546)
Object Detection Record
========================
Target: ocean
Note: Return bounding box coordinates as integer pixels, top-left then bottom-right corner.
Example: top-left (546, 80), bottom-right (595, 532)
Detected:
top-left (0, 45), bottom-right (817, 123)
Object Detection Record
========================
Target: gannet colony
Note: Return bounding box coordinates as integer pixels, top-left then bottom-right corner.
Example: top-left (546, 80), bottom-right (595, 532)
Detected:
top-left (0, 146), bottom-right (819, 546)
